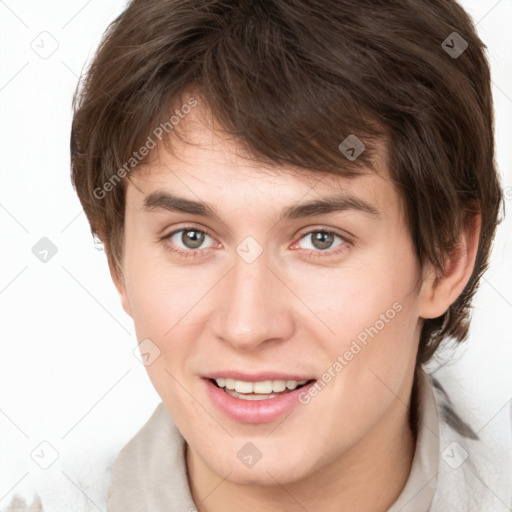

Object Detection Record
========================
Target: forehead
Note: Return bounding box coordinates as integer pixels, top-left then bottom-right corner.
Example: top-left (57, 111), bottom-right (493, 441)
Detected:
top-left (127, 102), bottom-right (395, 217)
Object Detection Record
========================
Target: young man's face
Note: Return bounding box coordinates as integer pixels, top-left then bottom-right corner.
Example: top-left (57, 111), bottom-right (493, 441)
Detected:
top-left (114, 103), bottom-right (426, 486)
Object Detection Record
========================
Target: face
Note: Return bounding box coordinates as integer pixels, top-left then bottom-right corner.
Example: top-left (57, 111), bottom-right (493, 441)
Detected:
top-left (114, 105), bottom-right (426, 486)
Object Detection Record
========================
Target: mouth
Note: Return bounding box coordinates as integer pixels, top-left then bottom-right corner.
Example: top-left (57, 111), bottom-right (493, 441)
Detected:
top-left (202, 371), bottom-right (318, 423)
top-left (209, 377), bottom-right (315, 401)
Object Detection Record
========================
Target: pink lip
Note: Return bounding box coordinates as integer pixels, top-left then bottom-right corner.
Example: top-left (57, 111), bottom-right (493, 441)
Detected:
top-left (202, 371), bottom-right (315, 381)
top-left (203, 378), bottom-right (317, 424)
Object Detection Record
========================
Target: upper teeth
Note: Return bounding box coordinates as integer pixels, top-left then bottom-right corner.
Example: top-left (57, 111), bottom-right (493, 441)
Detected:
top-left (215, 378), bottom-right (308, 394)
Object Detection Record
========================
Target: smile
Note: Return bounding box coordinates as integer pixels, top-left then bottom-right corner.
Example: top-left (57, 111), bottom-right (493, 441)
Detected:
top-left (205, 377), bottom-right (317, 423)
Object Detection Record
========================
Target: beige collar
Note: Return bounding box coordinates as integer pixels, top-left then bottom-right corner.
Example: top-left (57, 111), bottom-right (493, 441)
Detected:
top-left (387, 367), bottom-right (439, 511)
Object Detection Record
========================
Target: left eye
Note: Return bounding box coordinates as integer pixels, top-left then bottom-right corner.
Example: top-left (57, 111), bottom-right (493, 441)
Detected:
top-left (296, 230), bottom-right (345, 252)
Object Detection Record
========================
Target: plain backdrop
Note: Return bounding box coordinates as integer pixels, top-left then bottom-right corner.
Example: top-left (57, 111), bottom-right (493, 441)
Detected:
top-left (0, 0), bottom-right (511, 504)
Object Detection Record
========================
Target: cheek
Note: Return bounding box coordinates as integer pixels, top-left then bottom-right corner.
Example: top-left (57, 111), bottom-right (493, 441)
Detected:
top-left (124, 254), bottom-right (210, 396)
top-left (293, 249), bottom-right (418, 346)
top-left (128, 265), bottom-right (212, 343)
top-left (123, 234), bottom-right (188, 335)
top-left (307, 246), bottom-right (420, 393)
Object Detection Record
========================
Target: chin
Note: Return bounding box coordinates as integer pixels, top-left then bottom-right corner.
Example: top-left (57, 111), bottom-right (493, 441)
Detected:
top-left (208, 450), bottom-right (312, 487)
top-left (223, 466), bottom-right (299, 487)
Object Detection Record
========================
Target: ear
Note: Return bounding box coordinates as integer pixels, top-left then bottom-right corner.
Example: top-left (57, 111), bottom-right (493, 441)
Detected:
top-left (108, 257), bottom-right (133, 318)
top-left (418, 213), bottom-right (481, 319)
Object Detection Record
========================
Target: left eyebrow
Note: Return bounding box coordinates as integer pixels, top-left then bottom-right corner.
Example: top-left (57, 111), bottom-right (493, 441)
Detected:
top-left (279, 194), bottom-right (380, 220)
top-left (142, 190), bottom-right (380, 220)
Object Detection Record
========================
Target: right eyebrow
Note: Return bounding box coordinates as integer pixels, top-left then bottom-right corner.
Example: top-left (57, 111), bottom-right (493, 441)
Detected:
top-left (143, 191), bottom-right (219, 218)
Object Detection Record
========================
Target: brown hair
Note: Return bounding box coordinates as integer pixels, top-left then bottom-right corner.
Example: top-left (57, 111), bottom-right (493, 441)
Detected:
top-left (70, 0), bottom-right (503, 367)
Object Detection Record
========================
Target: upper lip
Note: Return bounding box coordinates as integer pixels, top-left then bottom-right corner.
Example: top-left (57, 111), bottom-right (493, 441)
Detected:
top-left (203, 371), bottom-right (316, 382)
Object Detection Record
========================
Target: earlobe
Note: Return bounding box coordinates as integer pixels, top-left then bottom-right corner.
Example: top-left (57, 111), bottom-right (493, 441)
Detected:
top-left (107, 258), bottom-right (133, 318)
top-left (418, 213), bottom-right (481, 320)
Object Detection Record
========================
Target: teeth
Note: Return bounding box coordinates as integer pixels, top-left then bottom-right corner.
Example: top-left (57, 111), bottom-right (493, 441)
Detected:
top-left (272, 380), bottom-right (287, 392)
top-left (235, 380), bottom-right (253, 393)
top-left (214, 378), bottom-right (308, 394)
top-left (253, 380), bottom-right (273, 394)
top-left (225, 389), bottom-right (279, 400)
top-left (225, 378), bottom-right (236, 390)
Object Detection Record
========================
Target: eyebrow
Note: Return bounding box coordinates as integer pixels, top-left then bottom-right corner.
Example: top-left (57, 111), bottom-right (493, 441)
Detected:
top-left (142, 190), bottom-right (380, 221)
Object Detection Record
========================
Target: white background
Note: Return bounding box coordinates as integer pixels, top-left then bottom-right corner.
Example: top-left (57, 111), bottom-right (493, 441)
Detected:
top-left (0, 0), bottom-right (511, 506)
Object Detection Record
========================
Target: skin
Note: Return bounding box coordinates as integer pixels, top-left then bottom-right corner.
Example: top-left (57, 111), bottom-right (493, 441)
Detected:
top-left (109, 100), bottom-right (480, 512)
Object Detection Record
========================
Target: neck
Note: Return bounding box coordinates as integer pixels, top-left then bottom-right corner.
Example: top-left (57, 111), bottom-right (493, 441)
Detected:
top-left (186, 383), bottom-right (417, 512)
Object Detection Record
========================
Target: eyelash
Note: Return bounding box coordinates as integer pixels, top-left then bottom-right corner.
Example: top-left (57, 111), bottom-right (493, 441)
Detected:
top-left (159, 225), bottom-right (351, 260)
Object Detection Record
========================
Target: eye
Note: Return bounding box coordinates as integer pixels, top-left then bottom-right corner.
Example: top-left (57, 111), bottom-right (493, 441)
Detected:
top-left (294, 229), bottom-right (349, 258)
top-left (160, 226), bottom-right (216, 257)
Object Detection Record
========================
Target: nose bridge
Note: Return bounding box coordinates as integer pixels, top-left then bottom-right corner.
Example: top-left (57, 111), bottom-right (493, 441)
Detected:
top-left (211, 244), bottom-right (293, 350)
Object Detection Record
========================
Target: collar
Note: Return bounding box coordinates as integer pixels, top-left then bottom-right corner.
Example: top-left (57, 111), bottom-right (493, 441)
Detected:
top-left (387, 366), bottom-right (440, 511)
top-left (107, 402), bottom-right (197, 511)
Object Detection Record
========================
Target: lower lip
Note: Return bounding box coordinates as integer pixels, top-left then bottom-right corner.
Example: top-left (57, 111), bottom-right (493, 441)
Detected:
top-left (204, 378), bottom-right (316, 424)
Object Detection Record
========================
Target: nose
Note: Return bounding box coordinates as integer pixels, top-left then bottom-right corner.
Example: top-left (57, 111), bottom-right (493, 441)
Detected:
top-left (209, 247), bottom-right (295, 351)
